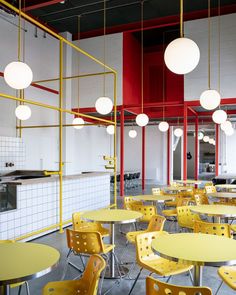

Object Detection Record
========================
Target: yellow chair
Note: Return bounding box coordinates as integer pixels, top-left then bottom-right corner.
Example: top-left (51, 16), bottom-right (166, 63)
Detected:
top-left (72, 212), bottom-right (109, 237)
top-left (193, 194), bottom-right (209, 205)
top-left (124, 196), bottom-right (142, 210)
top-left (217, 266), bottom-right (236, 294)
top-left (152, 188), bottom-right (163, 195)
top-left (194, 220), bottom-right (232, 238)
top-left (128, 232), bottom-right (193, 295)
top-left (205, 185), bottom-right (216, 194)
top-left (130, 203), bottom-right (157, 223)
top-left (146, 276), bottom-right (212, 295)
top-left (165, 192), bottom-right (192, 208)
top-left (177, 206), bottom-right (202, 230)
top-left (126, 215), bottom-right (166, 244)
top-left (62, 229), bottom-right (114, 280)
top-left (162, 197), bottom-right (190, 219)
top-left (0, 240), bottom-right (30, 295)
top-left (42, 254), bottom-right (106, 295)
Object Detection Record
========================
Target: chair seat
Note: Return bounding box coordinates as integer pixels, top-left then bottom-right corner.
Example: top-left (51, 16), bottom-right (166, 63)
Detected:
top-left (139, 256), bottom-right (192, 276)
top-left (126, 230), bottom-right (145, 244)
top-left (162, 209), bottom-right (177, 217)
top-left (103, 244), bottom-right (115, 254)
top-left (43, 280), bottom-right (89, 295)
top-left (165, 201), bottom-right (177, 207)
top-left (218, 266), bottom-right (236, 290)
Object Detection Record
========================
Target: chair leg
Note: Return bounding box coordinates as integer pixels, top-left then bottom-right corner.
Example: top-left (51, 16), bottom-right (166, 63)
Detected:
top-left (166, 276), bottom-right (172, 283)
top-left (128, 268), bottom-right (143, 295)
top-left (188, 269), bottom-right (193, 285)
top-left (17, 285), bottom-right (22, 295)
top-left (25, 282), bottom-right (30, 295)
top-left (215, 280), bottom-right (224, 295)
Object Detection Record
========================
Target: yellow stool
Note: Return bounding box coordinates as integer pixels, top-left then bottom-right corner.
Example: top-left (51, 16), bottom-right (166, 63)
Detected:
top-left (43, 254), bottom-right (105, 295)
top-left (146, 276), bottom-right (212, 295)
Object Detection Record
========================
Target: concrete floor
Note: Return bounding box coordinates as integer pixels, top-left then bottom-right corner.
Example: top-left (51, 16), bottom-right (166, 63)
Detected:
top-left (11, 183), bottom-right (235, 295)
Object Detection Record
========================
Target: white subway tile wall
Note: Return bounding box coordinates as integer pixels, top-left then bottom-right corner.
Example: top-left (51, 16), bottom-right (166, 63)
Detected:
top-left (0, 174), bottom-right (110, 241)
top-left (0, 136), bottom-right (26, 171)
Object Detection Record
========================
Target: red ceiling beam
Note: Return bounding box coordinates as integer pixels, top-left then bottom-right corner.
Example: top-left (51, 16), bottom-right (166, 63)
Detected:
top-left (23, 0), bottom-right (63, 12)
top-left (186, 98), bottom-right (236, 107)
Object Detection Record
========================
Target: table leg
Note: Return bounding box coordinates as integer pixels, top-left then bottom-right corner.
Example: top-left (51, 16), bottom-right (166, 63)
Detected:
top-left (110, 223), bottom-right (115, 278)
top-left (213, 216), bottom-right (221, 223)
top-left (0, 285), bottom-right (10, 295)
top-left (193, 265), bottom-right (203, 286)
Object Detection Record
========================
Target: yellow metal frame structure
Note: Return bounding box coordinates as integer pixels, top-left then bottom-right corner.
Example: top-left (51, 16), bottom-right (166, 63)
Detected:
top-left (0, 0), bottom-right (117, 240)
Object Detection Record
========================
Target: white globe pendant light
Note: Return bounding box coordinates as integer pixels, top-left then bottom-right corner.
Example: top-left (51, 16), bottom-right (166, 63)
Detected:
top-left (209, 138), bottom-right (214, 144)
top-left (136, 113), bottom-right (149, 127)
top-left (158, 121), bottom-right (169, 132)
top-left (106, 125), bottom-right (115, 135)
top-left (200, 89), bottom-right (221, 110)
top-left (198, 132), bottom-right (204, 140)
top-left (174, 128), bottom-right (183, 137)
top-left (95, 96), bottom-right (113, 115)
top-left (15, 105), bottom-right (31, 120)
top-left (72, 117), bottom-right (84, 129)
top-left (203, 135), bottom-right (209, 142)
top-left (129, 129), bottom-right (137, 138)
top-left (4, 61), bottom-right (33, 90)
top-left (164, 37), bottom-right (200, 75)
top-left (220, 120), bottom-right (232, 131)
top-left (225, 127), bottom-right (234, 136)
top-left (212, 109), bottom-right (227, 124)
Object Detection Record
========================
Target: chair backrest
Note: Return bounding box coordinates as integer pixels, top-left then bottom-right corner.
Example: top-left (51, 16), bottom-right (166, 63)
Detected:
top-left (136, 231), bottom-right (168, 264)
top-left (146, 276), bottom-right (212, 295)
top-left (66, 229), bottom-right (105, 254)
top-left (193, 194), bottom-right (209, 205)
top-left (152, 188), bottom-right (163, 195)
top-left (194, 220), bottom-right (232, 238)
top-left (176, 197), bottom-right (191, 207)
top-left (205, 185), bottom-right (216, 194)
top-left (123, 196), bottom-right (142, 210)
top-left (0, 240), bottom-right (14, 244)
top-left (147, 215), bottom-right (166, 232)
top-left (82, 254), bottom-right (106, 295)
top-left (177, 206), bottom-right (201, 229)
top-left (130, 203), bottom-right (157, 222)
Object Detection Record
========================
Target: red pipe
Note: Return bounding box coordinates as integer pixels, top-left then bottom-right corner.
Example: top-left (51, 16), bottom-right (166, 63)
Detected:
top-left (120, 108), bottom-right (124, 196)
top-left (142, 127), bottom-right (146, 191)
top-left (183, 104), bottom-right (188, 180)
top-left (194, 117), bottom-right (199, 180)
top-left (215, 124), bottom-right (219, 177)
top-left (167, 128), bottom-right (170, 185)
top-left (24, 0), bottom-right (64, 11)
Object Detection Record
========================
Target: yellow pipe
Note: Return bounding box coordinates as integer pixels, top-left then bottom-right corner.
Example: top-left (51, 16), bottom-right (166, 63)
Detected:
top-left (59, 39), bottom-right (63, 234)
top-left (15, 224), bottom-right (60, 241)
top-left (34, 71), bottom-right (114, 84)
top-left (44, 171), bottom-right (60, 176)
top-left (16, 123), bottom-right (103, 129)
top-left (0, 0), bottom-right (116, 74)
top-left (0, 93), bottom-right (115, 125)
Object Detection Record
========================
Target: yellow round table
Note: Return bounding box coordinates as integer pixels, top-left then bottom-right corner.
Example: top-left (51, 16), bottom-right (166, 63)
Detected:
top-left (0, 243), bottom-right (60, 295)
top-left (215, 184), bottom-right (236, 192)
top-left (190, 205), bottom-right (236, 223)
top-left (151, 233), bottom-right (236, 286)
top-left (82, 209), bottom-right (143, 278)
top-left (163, 186), bottom-right (193, 194)
top-left (133, 194), bottom-right (175, 203)
top-left (176, 180), bottom-right (202, 186)
top-left (207, 192), bottom-right (236, 204)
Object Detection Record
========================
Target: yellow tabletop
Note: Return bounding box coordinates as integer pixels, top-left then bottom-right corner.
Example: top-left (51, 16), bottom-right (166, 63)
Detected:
top-left (215, 184), bottom-right (236, 189)
top-left (190, 205), bottom-right (236, 218)
top-left (0, 243), bottom-right (60, 285)
top-left (151, 233), bottom-right (236, 266)
top-left (176, 180), bottom-right (202, 185)
top-left (81, 209), bottom-right (143, 224)
top-left (207, 192), bottom-right (236, 199)
top-left (163, 186), bottom-right (193, 192)
top-left (133, 195), bottom-right (175, 202)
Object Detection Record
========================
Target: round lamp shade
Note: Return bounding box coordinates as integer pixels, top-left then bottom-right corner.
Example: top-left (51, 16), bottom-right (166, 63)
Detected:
top-left (212, 110), bottom-right (227, 124)
top-left (158, 121), bottom-right (169, 132)
top-left (200, 89), bottom-right (221, 110)
top-left (129, 129), bottom-right (137, 138)
top-left (198, 132), bottom-right (204, 140)
top-left (209, 138), bottom-right (214, 144)
top-left (4, 61), bottom-right (33, 90)
top-left (72, 117), bottom-right (84, 129)
top-left (225, 127), bottom-right (234, 136)
top-left (174, 128), bottom-right (183, 137)
top-left (95, 96), bottom-right (113, 115)
top-left (106, 125), bottom-right (115, 135)
top-left (15, 105), bottom-right (31, 120)
top-left (164, 37), bottom-right (200, 74)
top-left (136, 113), bottom-right (149, 127)
top-left (220, 120), bottom-right (232, 131)
top-left (203, 135), bottom-right (209, 142)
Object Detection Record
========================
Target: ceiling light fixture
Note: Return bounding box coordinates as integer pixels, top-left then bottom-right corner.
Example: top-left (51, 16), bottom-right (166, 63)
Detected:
top-left (129, 129), bottom-right (137, 138)
top-left (174, 128), bottom-right (183, 137)
top-left (200, 0), bottom-right (221, 110)
top-left (106, 125), bottom-right (115, 135)
top-left (95, 0), bottom-right (113, 115)
top-left (164, 0), bottom-right (200, 74)
top-left (136, 1), bottom-right (149, 127)
top-left (225, 127), bottom-right (234, 136)
top-left (212, 109), bottom-right (227, 124)
top-left (159, 121), bottom-right (169, 132)
top-left (198, 132), bottom-right (204, 140)
top-left (203, 135), bottom-right (209, 142)
top-left (220, 120), bottom-right (232, 131)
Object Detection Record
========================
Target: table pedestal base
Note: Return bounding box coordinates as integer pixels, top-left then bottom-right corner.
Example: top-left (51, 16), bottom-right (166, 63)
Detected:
top-left (193, 265), bottom-right (203, 286)
top-left (104, 265), bottom-right (129, 279)
top-left (0, 285), bottom-right (10, 295)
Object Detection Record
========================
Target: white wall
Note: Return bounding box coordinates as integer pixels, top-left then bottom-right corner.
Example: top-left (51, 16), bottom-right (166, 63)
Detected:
top-left (184, 13), bottom-right (236, 100)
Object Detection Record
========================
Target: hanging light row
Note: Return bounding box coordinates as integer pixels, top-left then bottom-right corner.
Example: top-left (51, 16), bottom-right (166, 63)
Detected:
top-left (203, 136), bottom-right (216, 145)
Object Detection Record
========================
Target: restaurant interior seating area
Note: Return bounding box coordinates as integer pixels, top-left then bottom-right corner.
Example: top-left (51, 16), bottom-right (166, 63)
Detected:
top-left (1, 0), bottom-right (236, 294)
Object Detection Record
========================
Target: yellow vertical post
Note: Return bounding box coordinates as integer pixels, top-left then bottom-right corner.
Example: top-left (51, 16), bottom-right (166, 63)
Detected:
top-left (113, 72), bottom-right (117, 208)
top-left (59, 39), bottom-right (64, 233)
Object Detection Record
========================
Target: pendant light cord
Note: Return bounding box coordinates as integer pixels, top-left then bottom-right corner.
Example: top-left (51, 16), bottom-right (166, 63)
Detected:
top-left (162, 32), bottom-right (165, 121)
top-left (18, 0), bottom-right (21, 62)
top-left (103, 0), bottom-right (106, 97)
top-left (218, 0), bottom-right (221, 94)
top-left (141, 0), bottom-right (144, 113)
top-left (208, 0), bottom-right (211, 90)
top-left (180, 0), bottom-right (184, 37)
top-left (77, 15), bottom-right (81, 113)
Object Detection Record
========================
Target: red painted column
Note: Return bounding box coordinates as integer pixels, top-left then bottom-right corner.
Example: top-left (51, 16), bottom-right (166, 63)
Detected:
top-left (167, 128), bottom-right (171, 185)
top-left (183, 104), bottom-right (188, 180)
top-left (120, 108), bottom-right (124, 196)
top-left (194, 117), bottom-right (199, 180)
top-left (215, 124), bottom-right (219, 177)
top-left (142, 127), bottom-right (146, 191)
